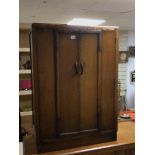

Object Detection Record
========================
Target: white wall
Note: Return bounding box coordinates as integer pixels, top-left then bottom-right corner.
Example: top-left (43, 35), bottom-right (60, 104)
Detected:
top-left (126, 58), bottom-right (135, 108)
top-left (119, 30), bottom-right (135, 108)
top-left (118, 31), bottom-right (128, 96)
top-left (126, 31), bottom-right (135, 108)
top-left (119, 31), bottom-right (128, 51)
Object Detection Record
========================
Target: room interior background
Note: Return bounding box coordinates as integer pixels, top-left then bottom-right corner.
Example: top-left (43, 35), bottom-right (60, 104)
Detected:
top-left (119, 30), bottom-right (135, 108)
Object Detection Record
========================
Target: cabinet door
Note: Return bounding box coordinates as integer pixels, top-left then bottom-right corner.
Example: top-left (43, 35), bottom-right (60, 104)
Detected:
top-left (79, 33), bottom-right (99, 131)
top-left (58, 32), bottom-right (80, 135)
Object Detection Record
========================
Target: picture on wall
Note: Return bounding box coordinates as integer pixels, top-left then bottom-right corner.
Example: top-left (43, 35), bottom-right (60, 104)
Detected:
top-left (119, 51), bottom-right (129, 63)
top-left (129, 46), bottom-right (135, 57)
top-left (130, 70), bottom-right (135, 84)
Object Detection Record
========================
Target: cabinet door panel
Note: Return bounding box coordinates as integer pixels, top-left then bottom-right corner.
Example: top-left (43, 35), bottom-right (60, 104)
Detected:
top-left (58, 33), bottom-right (80, 134)
top-left (79, 34), bottom-right (98, 131)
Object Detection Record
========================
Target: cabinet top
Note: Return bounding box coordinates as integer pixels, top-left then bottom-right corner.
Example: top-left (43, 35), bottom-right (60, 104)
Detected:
top-left (32, 23), bottom-right (119, 31)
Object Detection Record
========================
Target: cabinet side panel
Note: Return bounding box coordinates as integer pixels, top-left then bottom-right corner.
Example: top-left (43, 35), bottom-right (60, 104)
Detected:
top-left (79, 34), bottom-right (98, 130)
top-left (101, 31), bottom-right (117, 130)
top-left (34, 29), bottom-right (56, 141)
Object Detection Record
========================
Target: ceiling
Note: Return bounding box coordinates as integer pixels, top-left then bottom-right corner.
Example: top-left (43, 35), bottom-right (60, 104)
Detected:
top-left (19, 0), bottom-right (135, 30)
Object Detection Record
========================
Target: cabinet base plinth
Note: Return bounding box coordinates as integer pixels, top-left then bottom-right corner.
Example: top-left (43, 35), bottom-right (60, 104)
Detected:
top-left (36, 131), bottom-right (117, 153)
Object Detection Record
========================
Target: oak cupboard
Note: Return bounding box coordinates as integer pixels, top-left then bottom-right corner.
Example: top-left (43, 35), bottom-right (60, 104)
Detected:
top-left (31, 23), bottom-right (119, 153)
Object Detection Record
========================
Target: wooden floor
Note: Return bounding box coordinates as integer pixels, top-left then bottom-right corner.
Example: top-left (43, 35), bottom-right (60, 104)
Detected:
top-left (24, 121), bottom-right (135, 155)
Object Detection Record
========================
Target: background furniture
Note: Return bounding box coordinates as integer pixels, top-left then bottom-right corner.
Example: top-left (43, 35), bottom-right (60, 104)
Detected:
top-left (19, 29), bottom-right (33, 136)
top-left (31, 24), bottom-right (118, 153)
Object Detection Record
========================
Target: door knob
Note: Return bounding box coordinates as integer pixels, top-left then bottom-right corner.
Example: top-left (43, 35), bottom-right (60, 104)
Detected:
top-left (74, 62), bottom-right (79, 75)
top-left (79, 63), bottom-right (84, 75)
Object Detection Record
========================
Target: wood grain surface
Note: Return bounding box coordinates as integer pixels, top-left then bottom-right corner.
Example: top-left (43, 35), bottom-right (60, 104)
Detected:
top-left (24, 122), bottom-right (135, 155)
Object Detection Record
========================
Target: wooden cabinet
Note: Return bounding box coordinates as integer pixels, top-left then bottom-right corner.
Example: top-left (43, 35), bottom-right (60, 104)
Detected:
top-left (31, 24), bottom-right (118, 153)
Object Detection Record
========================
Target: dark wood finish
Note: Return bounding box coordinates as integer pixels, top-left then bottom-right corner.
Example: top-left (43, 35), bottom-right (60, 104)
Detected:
top-left (101, 31), bottom-right (118, 130)
top-left (79, 34), bottom-right (98, 131)
top-left (115, 30), bottom-right (119, 130)
top-left (37, 29), bottom-right (56, 142)
top-left (125, 148), bottom-right (135, 155)
top-left (31, 23), bottom-right (118, 32)
top-left (58, 32), bottom-right (79, 134)
top-left (31, 29), bottom-right (56, 144)
top-left (31, 24), bottom-right (118, 153)
top-left (24, 122), bottom-right (134, 155)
